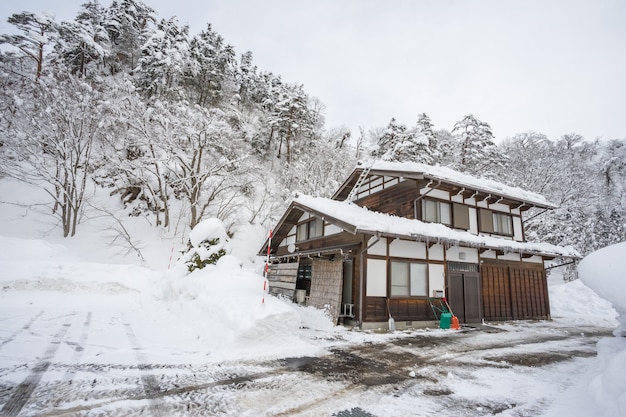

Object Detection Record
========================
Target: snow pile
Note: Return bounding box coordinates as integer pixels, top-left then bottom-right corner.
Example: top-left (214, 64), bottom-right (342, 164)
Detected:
top-left (188, 218), bottom-right (228, 248)
top-left (576, 242), bottom-right (626, 417)
top-left (153, 219), bottom-right (338, 360)
top-left (549, 279), bottom-right (618, 327)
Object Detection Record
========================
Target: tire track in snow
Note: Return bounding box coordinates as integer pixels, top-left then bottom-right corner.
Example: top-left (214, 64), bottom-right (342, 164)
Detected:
top-left (122, 321), bottom-right (164, 417)
top-left (0, 310), bottom-right (44, 349)
top-left (61, 311), bottom-right (92, 383)
top-left (0, 317), bottom-right (73, 417)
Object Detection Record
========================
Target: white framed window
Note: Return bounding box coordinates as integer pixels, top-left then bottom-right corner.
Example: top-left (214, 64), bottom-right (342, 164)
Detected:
top-left (422, 199), bottom-right (451, 225)
top-left (493, 212), bottom-right (513, 235)
top-left (480, 209), bottom-right (514, 236)
top-left (390, 261), bottom-right (428, 297)
top-left (296, 217), bottom-right (323, 242)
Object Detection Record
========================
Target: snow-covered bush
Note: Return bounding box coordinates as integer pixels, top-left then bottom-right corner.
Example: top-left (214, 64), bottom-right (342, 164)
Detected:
top-left (181, 218), bottom-right (229, 273)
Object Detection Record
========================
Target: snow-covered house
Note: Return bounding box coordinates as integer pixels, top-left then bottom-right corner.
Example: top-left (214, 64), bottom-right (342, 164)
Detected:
top-left (259, 161), bottom-right (578, 328)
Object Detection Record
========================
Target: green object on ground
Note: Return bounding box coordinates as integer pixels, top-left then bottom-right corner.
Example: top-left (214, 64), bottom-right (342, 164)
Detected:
top-left (440, 312), bottom-right (452, 329)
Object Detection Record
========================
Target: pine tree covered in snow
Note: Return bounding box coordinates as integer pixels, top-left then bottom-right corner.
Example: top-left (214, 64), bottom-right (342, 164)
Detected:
top-left (0, 11), bottom-right (58, 80)
top-left (452, 114), bottom-right (506, 176)
top-left (51, 1), bottom-right (111, 78)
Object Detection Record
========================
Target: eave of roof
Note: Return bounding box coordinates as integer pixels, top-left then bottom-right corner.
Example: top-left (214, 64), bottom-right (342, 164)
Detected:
top-left (289, 195), bottom-right (579, 259)
top-left (333, 161), bottom-right (557, 210)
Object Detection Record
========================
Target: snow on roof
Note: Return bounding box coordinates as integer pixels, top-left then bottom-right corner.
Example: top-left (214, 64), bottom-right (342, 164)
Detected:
top-left (362, 161), bottom-right (557, 209)
top-left (294, 194), bottom-right (579, 258)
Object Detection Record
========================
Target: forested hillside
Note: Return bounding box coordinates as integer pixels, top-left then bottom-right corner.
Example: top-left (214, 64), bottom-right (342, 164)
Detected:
top-left (1, 0), bottom-right (624, 263)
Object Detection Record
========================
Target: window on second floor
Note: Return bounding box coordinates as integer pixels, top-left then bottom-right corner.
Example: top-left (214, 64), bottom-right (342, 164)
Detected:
top-left (422, 199), bottom-right (451, 225)
top-left (479, 209), bottom-right (513, 236)
top-left (296, 217), bottom-right (323, 242)
top-left (421, 199), bottom-right (470, 230)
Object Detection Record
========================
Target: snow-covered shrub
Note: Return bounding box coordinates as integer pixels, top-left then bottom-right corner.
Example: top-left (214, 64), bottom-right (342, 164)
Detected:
top-left (181, 219), bottom-right (229, 273)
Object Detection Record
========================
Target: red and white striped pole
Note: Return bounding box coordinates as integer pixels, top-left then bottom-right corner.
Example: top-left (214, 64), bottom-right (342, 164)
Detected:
top-left (167, 246), bottom-right (174, 269)
top-left (262, 229), bottom-right (273, 304)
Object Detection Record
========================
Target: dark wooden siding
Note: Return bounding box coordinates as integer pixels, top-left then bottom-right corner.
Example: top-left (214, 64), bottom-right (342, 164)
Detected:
top-left (354, 180), bottom-right (422, 218)
top-left (481, 260), bottom-right (550, 320)
top-left (364, 297), bottom-right (435, 322)
top-left (481, 262), bottom-right (512, 319)
top-left (274, 231), bottom-right (363, 257)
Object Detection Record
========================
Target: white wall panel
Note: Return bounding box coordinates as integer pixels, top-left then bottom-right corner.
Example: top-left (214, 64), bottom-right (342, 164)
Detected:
top-left (389, 240), bottom-right (426, 259)
top-left (366, 258), bottom-right (387, 296)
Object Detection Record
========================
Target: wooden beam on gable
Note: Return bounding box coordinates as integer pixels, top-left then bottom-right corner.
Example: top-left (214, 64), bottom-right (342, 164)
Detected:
top-left (292, 201), bottom-right (358, 235)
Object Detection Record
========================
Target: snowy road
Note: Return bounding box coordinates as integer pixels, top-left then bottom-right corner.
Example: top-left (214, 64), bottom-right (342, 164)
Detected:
top-left (0, 307), bottom-right (612, 417)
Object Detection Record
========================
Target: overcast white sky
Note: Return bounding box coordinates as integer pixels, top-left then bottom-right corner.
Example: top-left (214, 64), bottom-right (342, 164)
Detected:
top-left (1, 0), bottom-right (625, 142)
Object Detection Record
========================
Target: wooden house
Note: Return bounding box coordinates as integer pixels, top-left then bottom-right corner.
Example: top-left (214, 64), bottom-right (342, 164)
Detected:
top-left (259, 161), bottom-right (579, 329)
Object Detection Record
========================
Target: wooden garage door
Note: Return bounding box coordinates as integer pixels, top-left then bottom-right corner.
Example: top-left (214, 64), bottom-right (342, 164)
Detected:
top-left (481, 260), bottom-right (550, 320)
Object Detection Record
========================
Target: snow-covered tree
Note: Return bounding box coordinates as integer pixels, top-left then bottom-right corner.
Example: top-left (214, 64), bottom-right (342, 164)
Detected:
top-left (282, 126), bottom-right (356, 198)
top-left (267, 81), bottom-right (318, 164)
top-left (185, 24), bottom-right (236, 108)
top-left (370, 117), bottom-right (435, 164)
top-left (166, 105), bottom-right (251, 229)
top-left (415, 113), bottom-right (441, 163)
top-left (0, 11), bottom-right (57, 80)
top-left (452, 114), bottom-right (505, 175)
top-left (98, 93), bottom-right (177, 228)
top-left (52, 1), bottom-right (110, 78)
top-left (0, 74), bottom-right (102, 237)
top-left (105, 0), bottom-right (155, 74)
top-left (135, 17), bottom-right (189, 99)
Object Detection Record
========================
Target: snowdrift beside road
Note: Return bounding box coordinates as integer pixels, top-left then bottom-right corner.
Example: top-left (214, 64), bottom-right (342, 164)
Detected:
top-left (154, 253), bottom-right (336, 361)
top-left (575, 242), bottom-right (626, 417)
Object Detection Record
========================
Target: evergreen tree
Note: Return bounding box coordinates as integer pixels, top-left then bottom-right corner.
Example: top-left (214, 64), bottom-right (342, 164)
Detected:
top-left (52, 1), bottom-right (110, 78)
top-left (269, 82), bottom-right (317, 163)
top-left (415, 113), bottom-right (439, 159)
top-left (371, 117), bottom-right (435, 164)
top-left (0, 11), bottom-right (58, 80)
top-left (135, 17), bottom-right (189, 99)
top-left (371, 117), bottom-right (407, 160)
top-left (105, 0), bottom-right (155, 74)
top-left (452, 114), bottom-right (505, 175)
top-left (185, 24), bottom-right (236, 107)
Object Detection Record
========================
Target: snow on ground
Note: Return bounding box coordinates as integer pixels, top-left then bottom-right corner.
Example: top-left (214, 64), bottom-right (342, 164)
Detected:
top-left (0, 176), bottom-right (624, 416)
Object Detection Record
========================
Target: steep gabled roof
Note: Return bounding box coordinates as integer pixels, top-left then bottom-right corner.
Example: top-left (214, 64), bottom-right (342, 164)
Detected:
top-left (333, 161), bottom-right (557, 210)
top-left (261, 195), bottom-right (578, 259)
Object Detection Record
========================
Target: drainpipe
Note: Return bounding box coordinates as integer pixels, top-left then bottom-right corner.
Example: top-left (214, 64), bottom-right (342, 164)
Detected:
top-left (413, 179), bottom-right (442, 218)
top-left (358, 233), bottom-right (381, 327)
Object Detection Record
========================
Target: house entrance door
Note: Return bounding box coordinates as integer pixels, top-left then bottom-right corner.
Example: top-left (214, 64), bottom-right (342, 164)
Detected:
top-left (448, 269), bottom-right (482, 324)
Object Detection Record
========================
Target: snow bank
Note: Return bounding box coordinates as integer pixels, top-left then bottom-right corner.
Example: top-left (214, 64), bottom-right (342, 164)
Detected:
top-left (575, 242), bottom-right (626, 417)
top-left (549, 279), bottom-right (618, 327)
top-left (579, 241), bottom-right (626, 335)
top-left (188, 218), bottom-right (228, 247)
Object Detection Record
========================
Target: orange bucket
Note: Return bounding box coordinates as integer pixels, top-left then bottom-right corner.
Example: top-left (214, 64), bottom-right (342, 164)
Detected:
top-left (451, 315), bottom-right (460, 330)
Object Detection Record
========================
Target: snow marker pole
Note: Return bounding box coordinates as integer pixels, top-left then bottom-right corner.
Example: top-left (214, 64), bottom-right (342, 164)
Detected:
top-left (167, 246), bottom-right (174, 269)
top-left (262, 229), bottom-right (273, 304)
